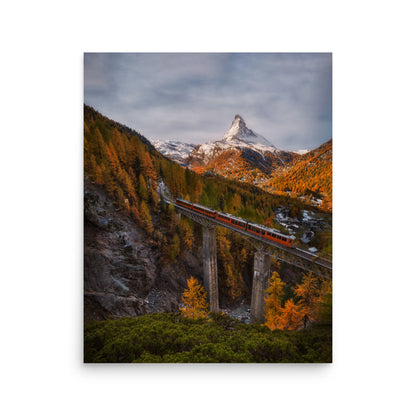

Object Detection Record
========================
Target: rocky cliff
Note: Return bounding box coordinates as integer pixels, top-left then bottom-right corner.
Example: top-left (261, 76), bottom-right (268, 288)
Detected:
top-left (84, 178), bottom-right (202, 320)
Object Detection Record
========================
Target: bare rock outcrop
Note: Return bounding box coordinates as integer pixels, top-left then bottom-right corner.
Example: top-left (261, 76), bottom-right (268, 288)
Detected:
top-left (84, 179), bottom-right (202, 320)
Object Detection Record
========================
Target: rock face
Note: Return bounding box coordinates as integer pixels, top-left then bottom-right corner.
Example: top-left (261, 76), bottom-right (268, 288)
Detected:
top-left (221, 114), bottom-right (274, 147)
top-left (84, 178), bottom-right (202, 320)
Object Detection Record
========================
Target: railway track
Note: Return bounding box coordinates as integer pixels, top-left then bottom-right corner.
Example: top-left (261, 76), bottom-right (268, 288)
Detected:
top-left (165, 197), bottom-right (332, 277)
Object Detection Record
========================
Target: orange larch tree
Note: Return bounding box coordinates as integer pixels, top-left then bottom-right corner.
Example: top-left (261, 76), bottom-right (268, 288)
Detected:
top-left (294, 271), bottom-right (320, 328)
top-left (139, 200), bottom-right (153, 235)
top-left (264, 271), bottom-right (285, 330)
top-left (277, 299), bottom-right (303, 330)
top-left (179, 276), bottom-right (209, 319)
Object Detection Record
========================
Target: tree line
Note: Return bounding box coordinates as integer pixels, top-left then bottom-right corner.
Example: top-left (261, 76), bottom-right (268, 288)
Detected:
top-left (179, 271), bottom-right (332, 330)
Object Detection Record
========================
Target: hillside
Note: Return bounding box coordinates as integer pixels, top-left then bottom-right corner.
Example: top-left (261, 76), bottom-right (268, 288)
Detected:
top-left (84, 105), bottom-right (312, 319)
top-left (84, 175), bottom-right (203, 319)
top-left (84, 313), bottom-right (332, 363)
top-left (268, 139), bottom-right (333, 210)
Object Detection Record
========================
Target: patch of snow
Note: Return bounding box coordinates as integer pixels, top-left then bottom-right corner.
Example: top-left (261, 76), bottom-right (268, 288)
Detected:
top-left (157, 179), bottom-right (172, 201)
top-left (190, 135), bottom-right (279, 165)
top-left (150, 138), bottom-right (196, 165)
top-left (300, 231), bottom-right (315, 244)
top-left (295, 149), bottom-right (309, 155)
top-left (302, 210), bottom-right (315, 221)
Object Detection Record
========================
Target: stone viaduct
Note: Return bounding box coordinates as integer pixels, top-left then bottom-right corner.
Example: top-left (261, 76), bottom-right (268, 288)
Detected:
top-left (165, 196), bottom-right (332, 323)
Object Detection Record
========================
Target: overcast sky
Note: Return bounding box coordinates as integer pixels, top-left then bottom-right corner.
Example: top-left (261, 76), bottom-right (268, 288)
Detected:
top-left (84, 53), bottom-right (331, 150)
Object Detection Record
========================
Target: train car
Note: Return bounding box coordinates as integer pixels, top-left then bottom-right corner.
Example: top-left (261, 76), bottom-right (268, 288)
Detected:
top-left (190, 203), bottom-right (217, 218)
top-left (176, 197), bottom-right (295, 248)
top-left (176, 198), bottom-right (194, 210)
top-left (176, 198), bottom-right (216, 218)
top-left (215, 212), bottom-right (247, 230)
top-left (246, 222), bottom-right (295, 247)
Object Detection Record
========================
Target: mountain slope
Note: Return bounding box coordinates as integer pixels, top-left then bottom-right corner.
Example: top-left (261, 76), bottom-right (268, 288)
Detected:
top-left (150, 139), bottom-right (196, 166)
top-left (188, 115), bottom-right (298, 183)
top-left (269, 139), bottom-right (332, 210)
top-left (84, 105), bottom-right (308, 319)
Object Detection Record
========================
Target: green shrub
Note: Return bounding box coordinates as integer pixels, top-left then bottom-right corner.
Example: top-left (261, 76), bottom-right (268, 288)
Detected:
top-left (84, 313), bottom-right (331, 363)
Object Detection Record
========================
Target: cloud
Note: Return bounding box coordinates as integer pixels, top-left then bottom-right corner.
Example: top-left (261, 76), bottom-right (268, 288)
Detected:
top-left (84, 53), bottom-right (332, 150)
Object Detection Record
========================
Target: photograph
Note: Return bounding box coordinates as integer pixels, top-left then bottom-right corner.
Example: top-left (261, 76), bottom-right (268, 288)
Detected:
top-left (83, 53), bottom-right (332, 363)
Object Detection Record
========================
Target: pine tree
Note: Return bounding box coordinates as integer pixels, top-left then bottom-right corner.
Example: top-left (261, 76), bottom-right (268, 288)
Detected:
top-left (294, 271), bottom-right (320, 328)
top-left (317, 279), bottom-right (332, 324)
top-left (277, 299), bottom-right (303, 330)
top-left (179, 276), bottom-right (209, 319)
top-left (111, 128), bottom-right (127, 166)
top-left (167, 203), bottom-right (179, 234)
top-left (119, 168), bottom-right (137, 205)
top-left (131, 205), bottom-right (142, 224)
top-left (95, 163), bottom-right (105, 185)
top-left (139, 200), bottom-right (153, 235)
top-left (149, 187), bottom-right (159, 209)
top-left (105, 142), bottom-right (121, 176)
top-left (179, 218), bottom-right (194, 250)
top-left (264, 272), bottom-right (285, 330)
top-left (138, 174), bottom-right (148, 201)
top-left (142, 152), bottom-right (157, 186)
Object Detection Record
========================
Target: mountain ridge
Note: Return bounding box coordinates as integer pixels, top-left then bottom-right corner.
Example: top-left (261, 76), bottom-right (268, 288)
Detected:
top-left (150, 139), bottom-right (196, 166)
top-left (145, 114), bottom-right (331, 210)
top-left (187, 114), bottom-right (297, 183)
top-left (268, 139), bottom-right (332, 210)
top-left (222, 114), bottom-right (275, 148)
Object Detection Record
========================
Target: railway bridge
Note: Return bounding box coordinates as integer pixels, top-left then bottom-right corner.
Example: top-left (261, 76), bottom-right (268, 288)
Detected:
top-left (163, 194), bottom-right (332, 323)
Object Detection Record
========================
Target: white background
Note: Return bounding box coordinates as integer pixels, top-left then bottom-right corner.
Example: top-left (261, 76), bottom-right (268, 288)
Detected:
top-left (1, 1), bottom-right (415, 415)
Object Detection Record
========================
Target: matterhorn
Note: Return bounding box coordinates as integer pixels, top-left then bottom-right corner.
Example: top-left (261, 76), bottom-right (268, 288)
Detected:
top-left (221, 114), bottom-right (276, 149)
top-left (187, 115), bottom-right (297, 184)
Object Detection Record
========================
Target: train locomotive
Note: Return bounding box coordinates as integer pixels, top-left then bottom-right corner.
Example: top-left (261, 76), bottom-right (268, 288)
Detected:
top-left (175, 198), bottom-right (295, 248)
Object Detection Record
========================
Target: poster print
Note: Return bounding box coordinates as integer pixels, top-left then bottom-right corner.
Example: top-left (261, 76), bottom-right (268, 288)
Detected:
top-left (84, 53), bottom-right (332, 363)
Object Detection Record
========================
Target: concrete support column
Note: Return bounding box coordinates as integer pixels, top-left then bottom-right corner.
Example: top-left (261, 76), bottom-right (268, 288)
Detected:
top-left (250, 250), bottom-right (271, 323)
top-left (202, 226), bottom-right (219, 312)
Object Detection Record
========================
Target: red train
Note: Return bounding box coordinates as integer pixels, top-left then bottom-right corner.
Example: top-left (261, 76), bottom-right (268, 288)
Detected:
top-left (176, 198), bottom-right (295, 248)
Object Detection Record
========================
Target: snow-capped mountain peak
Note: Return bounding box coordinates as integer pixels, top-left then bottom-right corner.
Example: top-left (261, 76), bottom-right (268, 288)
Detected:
top-left (150, 139), bottom-right (196, 166)
top-left (187, 114), bottom-right (293, 169)
top-left (222, 115), bottom-right (276, 148)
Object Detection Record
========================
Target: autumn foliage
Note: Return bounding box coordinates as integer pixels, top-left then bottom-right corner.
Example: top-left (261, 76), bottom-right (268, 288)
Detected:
top-left (84, 104), bottom-right (297, 240)
top-left (84, 105), bottom-right (332, 309)
top-left (294, 271), bottom-right (320, 328)
top-left (179, 276), bottom-right (209, 319)
top-left (264, 270), bottom-right (331, 331)
top-left (264, 272), bottom-right (285, 330)
top-left (270, 140), bottom-right (332, 211)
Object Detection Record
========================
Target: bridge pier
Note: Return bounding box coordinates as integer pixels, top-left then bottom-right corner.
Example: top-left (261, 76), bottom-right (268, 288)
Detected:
top-left (250, 250), bottom-right (271, 323)
top-left (202, 226), bottom-right (219, 312)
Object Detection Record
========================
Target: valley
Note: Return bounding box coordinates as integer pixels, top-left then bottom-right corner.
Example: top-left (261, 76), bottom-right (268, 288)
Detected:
top-left (83, 104), bottom-right (332, 362)
top-left (150, 114), bottom-right (332, 211)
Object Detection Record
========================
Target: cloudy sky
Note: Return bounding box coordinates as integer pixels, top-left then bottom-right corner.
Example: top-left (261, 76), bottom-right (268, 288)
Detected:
top-left (84, 53), bottom-right (331, 150)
